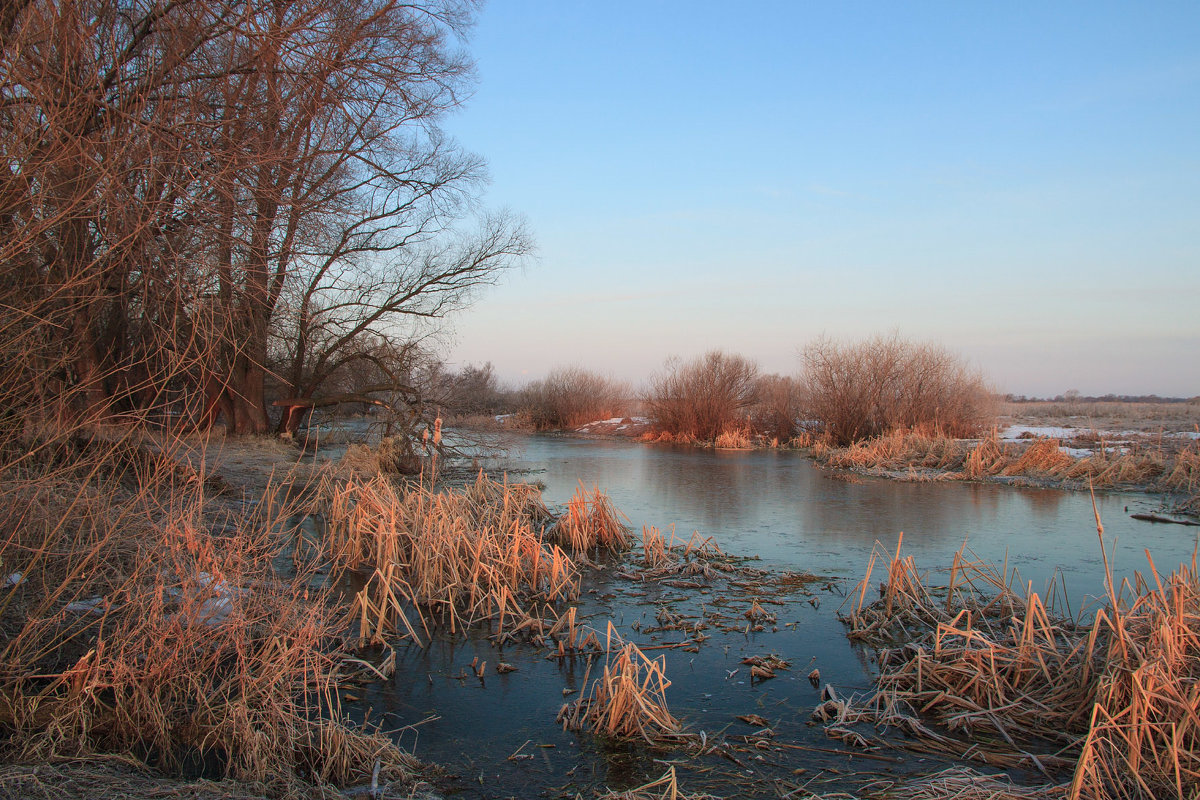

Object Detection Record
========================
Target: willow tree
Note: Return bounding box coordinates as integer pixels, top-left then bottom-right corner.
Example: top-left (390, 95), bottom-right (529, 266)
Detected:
top-left (1, 0), bottom-right (526, 435)
top-left (195, 0), bottom-right (528, 434)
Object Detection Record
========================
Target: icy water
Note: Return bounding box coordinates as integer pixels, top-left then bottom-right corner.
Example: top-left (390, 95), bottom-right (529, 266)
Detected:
top-left (342, 435), bottom-right (1198, 799)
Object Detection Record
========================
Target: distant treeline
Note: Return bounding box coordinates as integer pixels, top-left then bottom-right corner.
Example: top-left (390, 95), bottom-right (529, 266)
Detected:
top-left (1006, 394), bottom-right (1200, 404)
top-left (464, 335), bottom-right (998, 446)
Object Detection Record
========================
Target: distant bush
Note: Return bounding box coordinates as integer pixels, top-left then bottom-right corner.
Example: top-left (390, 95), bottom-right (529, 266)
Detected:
top-left (431, 362), bottom-right (518, 418)
top-left (750, 374), bottom-right (805, 441)
top-left (645, 351), bottom-right (759, 442)
top-left (519, 367), bottom-right (631, 430)
top-left (801, 335), bottom-right (995, 445)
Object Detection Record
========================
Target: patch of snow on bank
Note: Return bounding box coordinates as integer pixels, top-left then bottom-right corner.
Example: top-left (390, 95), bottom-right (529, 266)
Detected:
top-left (1000, 425), bottom-right (1138, 441)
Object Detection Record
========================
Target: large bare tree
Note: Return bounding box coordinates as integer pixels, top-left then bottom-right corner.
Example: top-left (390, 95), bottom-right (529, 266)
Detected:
top-left (0, 0), bottom-right (526, 435)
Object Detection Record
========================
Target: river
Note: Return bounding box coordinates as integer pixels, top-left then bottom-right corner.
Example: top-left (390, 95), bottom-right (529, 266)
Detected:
top-left (342, 434), bottom-right (1197, 798)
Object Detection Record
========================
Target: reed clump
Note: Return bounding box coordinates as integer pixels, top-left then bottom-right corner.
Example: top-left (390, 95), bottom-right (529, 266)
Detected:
top-left (1000, 438), bottom-right (1076, 477)
top-left (827, 428), bottom-right (966, 472)
top-left (559, 624), bottom-right (681, 743)
top-left (324, 472), bottom-right (578, 639)
top-left (961, 428), bottom-right (1009, 479)
top-left (713, 426), bottom-right (753, 449)
top-left (640, 430), bottom-right (701, 446)
top-left (641, 525), bottom-right (672, 569)
top-left (551, 483), bottom-right (631, 554)
top-left (837, 530), bottom-right (1200, 799)
top-left (1163, 443), bottom-right (1200, 513)
top-left (633, 526), bottom-right (724, 582)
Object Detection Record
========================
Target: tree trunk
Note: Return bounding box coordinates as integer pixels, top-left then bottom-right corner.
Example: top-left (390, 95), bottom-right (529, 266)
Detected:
top-left (225, 354), bottom-right (270, 435)
top-left (278, 402), bottom-right (310, 435)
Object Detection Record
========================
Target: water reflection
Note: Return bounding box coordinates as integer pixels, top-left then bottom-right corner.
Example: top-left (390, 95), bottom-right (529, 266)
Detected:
top-left (510, 435), bottom-right (1198, 602)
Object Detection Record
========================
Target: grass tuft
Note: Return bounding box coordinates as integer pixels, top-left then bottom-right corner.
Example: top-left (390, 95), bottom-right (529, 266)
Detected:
top-left (559, 624), bottom-right (681, 743)
top-left (551, 484), bottom-right (631, 554)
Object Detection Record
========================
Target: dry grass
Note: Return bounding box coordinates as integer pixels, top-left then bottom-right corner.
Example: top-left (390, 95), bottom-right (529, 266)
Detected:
top-left (713, 426), bottom-right (753, 449)
top-left (552, 483), bottom-right (631, 554)
top-left (819, 428), bottom-right (1200, 507)
top-left (1001, 400), bottom-right (1200, 433)
top-left (559, 624), bottom-right (681, 743)
top-left (323, 471), bottom-right (576, 640)
top-left (0, 433), bottom-right (415, 794)
top-left (835, 517), bottom-right (1200, 799)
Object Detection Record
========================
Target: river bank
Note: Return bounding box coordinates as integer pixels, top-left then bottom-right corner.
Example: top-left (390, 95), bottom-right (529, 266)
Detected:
top-left (489, 402), bottom-right (1200, 520)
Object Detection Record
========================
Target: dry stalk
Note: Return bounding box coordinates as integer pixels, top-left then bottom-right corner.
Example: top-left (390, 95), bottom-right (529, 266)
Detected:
top-left (594, 765), bottom-right (718, 800)
top-left (559, 624), bottom-right (681, 743)
top-left (552, 483), bottom-right (631, 553)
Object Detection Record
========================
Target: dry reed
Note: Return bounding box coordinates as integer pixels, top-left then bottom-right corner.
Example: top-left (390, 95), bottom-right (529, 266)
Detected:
top-left (323, 471), bottom-right (577, 639)
top-left (552, 483), bottom-right (631, 553)
top-left (836, 523), bottom-right (1200, 799)
top-left (713, 426), bottom-right (753, 449)
top-left (559, 624), bottom-right (681, 743)
top-left (0, 434), bottom-right (415, 793)
top-left (827, 429), bottom-right (965, 472)
top-left (819, 427), bottom-right (1200, 507)
top-left (1000, 438), bottom-right (1076, 477)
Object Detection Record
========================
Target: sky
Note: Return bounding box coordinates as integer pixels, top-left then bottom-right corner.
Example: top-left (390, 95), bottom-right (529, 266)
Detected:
top-left (439, 1), bottom-right (1200, 398)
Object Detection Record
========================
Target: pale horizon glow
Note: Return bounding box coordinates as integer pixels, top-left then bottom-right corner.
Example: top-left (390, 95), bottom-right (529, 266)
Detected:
top-left (441, 2), bottom-right (1199, 398)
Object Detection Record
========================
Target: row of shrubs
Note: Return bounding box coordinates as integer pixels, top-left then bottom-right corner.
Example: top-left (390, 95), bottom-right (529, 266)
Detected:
top-left (451, 335), bottom-right (996, 446)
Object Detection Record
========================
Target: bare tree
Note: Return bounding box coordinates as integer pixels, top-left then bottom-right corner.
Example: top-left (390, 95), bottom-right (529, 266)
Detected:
top-left (0, 1), bottom-right (233, 425)
top-left (195, 0), bottom-right (525, 434)
top-left (751, 373), bottom-right (804, 441)
top-left (1, 0), bottom-right (524, 436)
top-left (270, 211), bottom-right (529, 434)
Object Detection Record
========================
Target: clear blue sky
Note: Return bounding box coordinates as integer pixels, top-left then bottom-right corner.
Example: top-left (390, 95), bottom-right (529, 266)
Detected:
top-left (441, 1), bottom-right (1200, 397)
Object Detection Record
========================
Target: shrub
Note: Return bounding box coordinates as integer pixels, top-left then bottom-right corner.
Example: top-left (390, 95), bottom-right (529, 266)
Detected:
top-left (645, 351), bottom-right (759, 442)
top-left (750, 373), bottom-right (805, 441)
top-left (518, 367), bottom-right (630, 430)
top-left (801, 335), bottom-right (995, 445)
